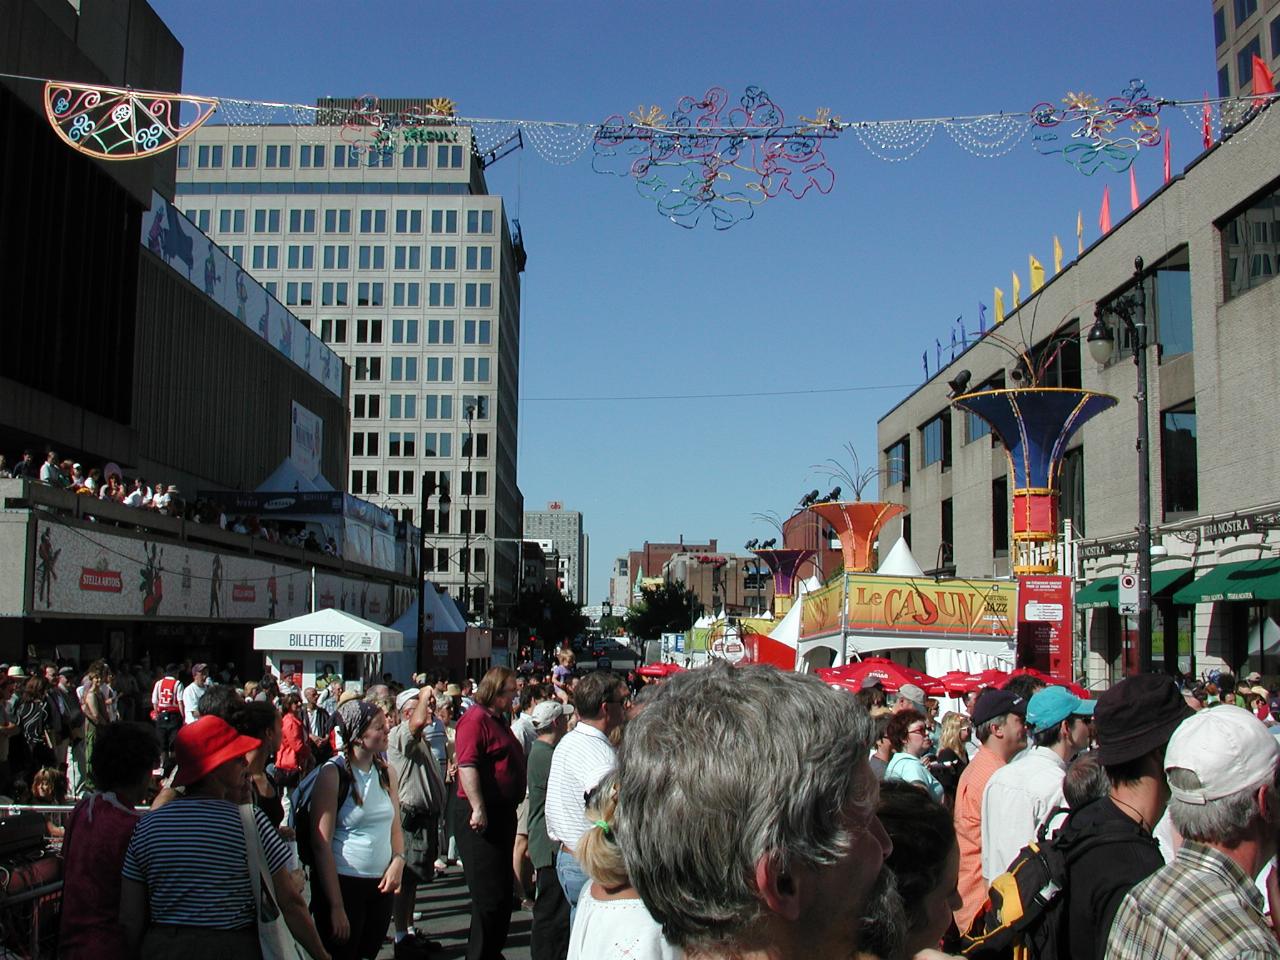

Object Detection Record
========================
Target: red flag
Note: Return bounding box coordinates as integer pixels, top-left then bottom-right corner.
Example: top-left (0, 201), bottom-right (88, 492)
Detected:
top-left (1254, 54), bottom-right (1276, 105)
top-left (1163, 130), bottom-right (1171, 183)
top-left (1202, 93), bottom-right (1213, 149)
top-left (1129, 167), bottom-right (1139, 211)
top-left (1099, 185), bottom-right (1112, 234)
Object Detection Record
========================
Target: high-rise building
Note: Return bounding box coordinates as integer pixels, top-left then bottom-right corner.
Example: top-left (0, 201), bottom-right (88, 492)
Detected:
top-left (1212, 0), bottom-right (1280, 96)
top-left (523, 503), bottom-right (587, 604)
top-left (178, 102), bottom-right (525, 619)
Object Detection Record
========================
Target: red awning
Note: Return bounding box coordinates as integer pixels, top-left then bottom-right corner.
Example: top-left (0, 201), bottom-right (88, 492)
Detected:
top-left (637, 662), bottom-right (685, 679)
top-left (1008, 666), bottom-right (1091, 700)
top-left (816, 657), bottom-right (945, 696)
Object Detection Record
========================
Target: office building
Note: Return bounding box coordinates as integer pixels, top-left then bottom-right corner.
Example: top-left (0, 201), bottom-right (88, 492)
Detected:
top-left (523, 503), bottom-right (587, 604)
top-left (179, 102), bottom-right (525, 620)
top-left (877, 108), bottom-right (1280, 685)
top-left (1213, 0), bottom-right (1280, 95)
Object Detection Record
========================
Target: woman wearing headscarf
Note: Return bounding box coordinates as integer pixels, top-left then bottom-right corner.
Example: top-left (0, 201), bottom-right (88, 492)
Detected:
top-left (119, 715), bottom-right (329, 959)
top-left (310, 698), bottom-right (406, 960)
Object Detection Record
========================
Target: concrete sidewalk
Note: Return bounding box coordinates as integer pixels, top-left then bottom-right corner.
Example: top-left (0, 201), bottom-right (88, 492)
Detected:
top-left (375, 865), bottom-right (533, 959)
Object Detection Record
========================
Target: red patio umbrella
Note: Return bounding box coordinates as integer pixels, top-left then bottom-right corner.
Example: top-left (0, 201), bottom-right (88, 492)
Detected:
top-left (816, 657), bottom-right (946, 697)
top-left (1009, 666), bottom-right (1091, 700)
top-left (637, 662), bottom-right (685, 679)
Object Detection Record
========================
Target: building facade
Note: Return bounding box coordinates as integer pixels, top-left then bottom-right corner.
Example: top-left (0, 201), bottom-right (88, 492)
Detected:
top-left (1213, 0), bottom-right (1280, 96)
top-left (661, 552), bottom-right (775, 618)
top-left (523, 504), bottom-right (587, 604)
top-left (877, 109), bottom-right (1280, 687)
top-left (178, 105), bottom-right (525, 620)
top-left (626, 538), bottom-right (719, 600)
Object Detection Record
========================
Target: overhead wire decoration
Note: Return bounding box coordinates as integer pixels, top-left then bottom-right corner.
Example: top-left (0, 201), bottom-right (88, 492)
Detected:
top-left (17, 72), bottom-right (1279, 229)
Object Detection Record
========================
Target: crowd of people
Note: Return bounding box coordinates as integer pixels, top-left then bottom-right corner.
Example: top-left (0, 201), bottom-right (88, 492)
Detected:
top-left (16, 646), bottom-right (1280, 960)
top-left (2, 446), bottom-right (337, 553)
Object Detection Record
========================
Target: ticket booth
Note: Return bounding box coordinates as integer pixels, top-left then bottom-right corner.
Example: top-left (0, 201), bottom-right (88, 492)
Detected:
top-left (254, 608), bottom-right (404, 692)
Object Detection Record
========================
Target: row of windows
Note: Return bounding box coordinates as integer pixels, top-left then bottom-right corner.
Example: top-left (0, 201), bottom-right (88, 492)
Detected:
top-left (418, 546), bottom-right (488, 575)
top-left (180, 143), bottom-right (468, 172)
top-left (317, 317), bottom-right (494, 345)
top-left (352, 393), bottom-right (491, 421)
top-left (186, 206), bottom-right (496, 238)
top-left (350, 432), bottom-right (491, 463)
top-left (353, 356), bottom-right (492, 384)
top-left (233, 244), bottom-right (497, 283)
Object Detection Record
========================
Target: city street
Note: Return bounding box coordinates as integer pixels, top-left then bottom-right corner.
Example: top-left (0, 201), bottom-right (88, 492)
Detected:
top-left (375, 868), bottom-right (532, 960)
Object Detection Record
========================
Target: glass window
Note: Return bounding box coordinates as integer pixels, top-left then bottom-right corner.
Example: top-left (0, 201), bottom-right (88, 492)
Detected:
top-left (360, 210), bottom-right (388, 233)
top-left (392, 318), bottom-right (419, 344)
top-left (286, 245), bottom-right (314, 270)
top-left (425, 357), bottom-right (454, 382)
top-left (1219, 65), bottom-right (1232, 98)
top-left (1220, 181), bottom-right (1280, 299)
top-left (1238, 35), bottom-right (1263, 89)
top-left (437, 145), bottom-right (464, 168)
top-left (390, 357), bottom-right (418, 381)
top-left (940, 498), bottom-right (954, 565)
top-left (427, 319), bottom-right (455, 344)
top-left (884, 437), bottom-right (910, 488)
top-left (402, 145), bottom-right (430, 167)
top-left (324, 209), bottom-right (352, 233)
top-left (394, 246), bottom-right (422, 270)
top-left (461, 432), bottom-right (489, 458)
top-left (1152, 252), bottom-right (1193, 359)
top-left (210, 145), bottom-right (224, 168)
top-left (429, 246), bottom-right (457, 270)
top-left (323, 245), bottom-right (351, 270)
top-left (1215, 6), bottom-right (1228, 46)
top-left (177, 145), bottom-right (190, 168)
top-left (288, 209), bottom-right (316, 233)
top-left (992, 476), bottom-right (1009, 555)
top-left (430, 210), bottom-right (458, 234)
top-left (1161, 403), bottom-right (1198, 517)
top-left (428, 282), bottom-right (456, 307)
top-left (1273, 18), bottom-right (1280, 65)
top-left (1235, 0), bottom-right (1258, 28)
top-left (919, 413), bottom-right (950, 469)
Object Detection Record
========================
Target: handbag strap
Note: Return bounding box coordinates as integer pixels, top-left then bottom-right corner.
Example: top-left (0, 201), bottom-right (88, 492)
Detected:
top-left (239, 804), bottom-right (278, 921)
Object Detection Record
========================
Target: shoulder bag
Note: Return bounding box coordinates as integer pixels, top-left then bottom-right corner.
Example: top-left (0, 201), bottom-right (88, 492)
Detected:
top-left (239, 804), bottom-right (307, 960)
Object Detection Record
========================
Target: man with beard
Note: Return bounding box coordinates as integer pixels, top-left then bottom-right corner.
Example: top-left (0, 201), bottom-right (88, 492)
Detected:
top-left (615, 661), bottom-right (906, 960)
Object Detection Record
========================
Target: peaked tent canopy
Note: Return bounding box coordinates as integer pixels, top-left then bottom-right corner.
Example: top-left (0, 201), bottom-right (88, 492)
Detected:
top-left (876, 538), bottom-right (925, 577)
top-left (253, 607), bottom-right (403, 654)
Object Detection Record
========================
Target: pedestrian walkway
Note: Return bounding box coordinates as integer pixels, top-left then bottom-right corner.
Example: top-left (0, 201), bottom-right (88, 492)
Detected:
top-left (375, 867), bottom-right (532, 959)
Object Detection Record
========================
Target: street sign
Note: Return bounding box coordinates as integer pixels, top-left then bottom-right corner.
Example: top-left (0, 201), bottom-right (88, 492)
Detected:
top-left (1118, 572), bottom-right (1138, 616)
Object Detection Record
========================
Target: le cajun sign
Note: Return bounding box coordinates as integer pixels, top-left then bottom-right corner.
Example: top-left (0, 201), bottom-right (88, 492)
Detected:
top-left (801, 574), bottom-right (1016, 641)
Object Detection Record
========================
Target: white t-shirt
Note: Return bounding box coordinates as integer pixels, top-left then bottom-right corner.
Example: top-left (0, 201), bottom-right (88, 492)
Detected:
top-left (567, 883), bottom-right (682, 960)
top-left (181, 682), bottom-right (207, 723)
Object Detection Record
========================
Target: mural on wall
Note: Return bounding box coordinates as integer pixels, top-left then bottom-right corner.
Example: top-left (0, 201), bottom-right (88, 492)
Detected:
top-left (32, 519), bottom-right (397, 625)
top-left (141, 191), bottom-right (343, 397)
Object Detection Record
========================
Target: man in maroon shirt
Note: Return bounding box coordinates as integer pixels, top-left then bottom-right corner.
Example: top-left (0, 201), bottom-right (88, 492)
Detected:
top-left (455, 666), bottom-right (527, 960)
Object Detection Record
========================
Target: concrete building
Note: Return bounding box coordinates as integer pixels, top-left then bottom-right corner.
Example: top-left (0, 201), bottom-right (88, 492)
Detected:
top-left (0, 0), bottom-right (411, 669)
top-left (626, 538), bottom-right (718, 600)
top-left (1213, 0), bottom-right (1280, 96)
top-left (661, 551), bottom-right (775, 618)
top-left (609, 555), bottom-right (631, 609)
top-left (179, 102), bottom-right (526, 620)
top-left (523, 504), bottom-right (586, 604)
top-left (876, 108), bottom-right (1280, 687)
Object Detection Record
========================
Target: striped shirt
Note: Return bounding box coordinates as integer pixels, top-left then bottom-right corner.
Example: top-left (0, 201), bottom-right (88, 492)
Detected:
top-left (122, 798), bottom-right (290, 929)
top-left (545, 723), bottom-right (616, 850)
top-left (1107, 841), bottom-right (1280, 959)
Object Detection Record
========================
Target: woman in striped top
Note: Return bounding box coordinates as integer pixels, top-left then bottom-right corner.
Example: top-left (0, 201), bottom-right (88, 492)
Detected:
top-left (119, 715), bottom-right (330, 960)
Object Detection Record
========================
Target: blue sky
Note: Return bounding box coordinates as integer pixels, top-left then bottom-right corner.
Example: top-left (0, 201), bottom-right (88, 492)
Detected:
top-left (153, 0), bottom-right (1217, 601)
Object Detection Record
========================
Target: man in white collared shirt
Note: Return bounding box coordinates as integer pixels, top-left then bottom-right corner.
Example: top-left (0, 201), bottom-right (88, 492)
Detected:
top-left (981, 685), bottom-right (1096, 882)
top-left (180, 663), bottom-right (209, 724)
top-left (544, 668), bottom-right (628, 918)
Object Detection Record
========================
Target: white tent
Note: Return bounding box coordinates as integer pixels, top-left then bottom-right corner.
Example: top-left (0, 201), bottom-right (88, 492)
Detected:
top-left (256, 458), bottom-right (335, 493)
top-left (254, 607), bottom-right (403, 654)
top-left (876, 538), bottom-right (924, 577)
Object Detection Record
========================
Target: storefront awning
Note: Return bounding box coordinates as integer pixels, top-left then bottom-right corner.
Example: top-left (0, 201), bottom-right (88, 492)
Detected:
top-left (1172, 557), bottom-right (1280, 605)
top-left (1076, 569), bottom-right (1197, 610)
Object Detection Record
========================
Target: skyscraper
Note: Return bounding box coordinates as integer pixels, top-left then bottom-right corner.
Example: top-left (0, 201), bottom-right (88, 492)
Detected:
top-left (523, 503), bottom-right (587, 605)
top-left (178, 99), bottom-right (524, 618)
top-left (1212, 0), bottom-right (1280, 97)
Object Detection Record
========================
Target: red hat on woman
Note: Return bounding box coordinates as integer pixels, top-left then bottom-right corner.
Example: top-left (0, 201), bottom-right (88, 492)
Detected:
top-left (172, 715), bottom-right (260, 787)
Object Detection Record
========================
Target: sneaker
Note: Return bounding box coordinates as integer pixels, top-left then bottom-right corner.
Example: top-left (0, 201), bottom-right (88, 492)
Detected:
top-left (433, 858), bottom-right (448, 870)
top-left (394, 931), bottom-right (442, 957)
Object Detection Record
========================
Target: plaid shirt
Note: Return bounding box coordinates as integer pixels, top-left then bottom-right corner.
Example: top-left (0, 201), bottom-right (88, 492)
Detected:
top-left (1107, 840), bottom-right (1280, 959)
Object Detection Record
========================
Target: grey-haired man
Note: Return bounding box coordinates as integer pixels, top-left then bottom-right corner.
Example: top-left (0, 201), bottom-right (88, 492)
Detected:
top-left (616, 661), bottom-right (905, 960)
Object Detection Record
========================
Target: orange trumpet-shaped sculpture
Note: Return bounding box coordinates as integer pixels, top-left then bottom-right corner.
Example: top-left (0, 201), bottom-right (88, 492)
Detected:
top-left (807, 501), bottom-right (906, 574)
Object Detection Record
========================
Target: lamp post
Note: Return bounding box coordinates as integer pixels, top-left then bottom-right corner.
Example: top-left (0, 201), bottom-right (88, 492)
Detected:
top-left (1086, 255), bottom-right (1153, 673)
top-left (418, 474), bottom-right (451, 663)
top-left (461, 401), bottom-right (475, 620)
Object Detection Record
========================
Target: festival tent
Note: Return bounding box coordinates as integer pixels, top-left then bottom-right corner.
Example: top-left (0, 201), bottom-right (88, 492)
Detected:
top-left (816, 657), bottom-right (946, 696)
top-left (257, 458), bottom-right (334, 493)
top-left (254, 607), bottom-right (403, 690)
top-left (876, 538), bottom-right (924, 577)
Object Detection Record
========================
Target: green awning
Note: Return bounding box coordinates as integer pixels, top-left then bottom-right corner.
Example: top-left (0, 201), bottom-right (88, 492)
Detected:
top-left (1172, 557), bottom-right (1280, 605)
top-left (1076, 569), bottom-right (1197, 610)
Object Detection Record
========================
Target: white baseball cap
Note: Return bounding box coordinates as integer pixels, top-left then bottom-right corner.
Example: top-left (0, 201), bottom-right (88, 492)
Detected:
top-left (1165, 704), bottom-right (1280, 805)
top-left (530, 700), bottom-right (571, 730)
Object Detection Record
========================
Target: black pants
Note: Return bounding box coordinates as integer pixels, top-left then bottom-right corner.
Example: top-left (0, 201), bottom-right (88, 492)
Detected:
top-left (531, 865), bottom-right (570, 960)
top-left (310, 873), bottom-right (394, 960)
top-left (155, 712), bottom-right (182, 764)
top-left (454, 799), bottom-right (517, 960)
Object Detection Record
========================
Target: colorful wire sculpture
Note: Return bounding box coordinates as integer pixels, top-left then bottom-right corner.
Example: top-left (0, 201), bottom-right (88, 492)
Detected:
top-left (44, 82), bottom-right (218, 160)
top-left (1030, 79), bottom-right (1162, 175)
top-left (592, 86), bottom-right (836, 229)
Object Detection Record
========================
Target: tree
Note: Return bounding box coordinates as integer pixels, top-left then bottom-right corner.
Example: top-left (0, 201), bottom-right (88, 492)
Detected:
top-left (506, 583), bottom-right (588, 651)
top-left (624, 582), bottom-right (702, 640)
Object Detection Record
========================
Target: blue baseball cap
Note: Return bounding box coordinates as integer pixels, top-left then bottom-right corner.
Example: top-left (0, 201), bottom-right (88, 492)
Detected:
top-left (1026, 685), bottom-right (1096, 731)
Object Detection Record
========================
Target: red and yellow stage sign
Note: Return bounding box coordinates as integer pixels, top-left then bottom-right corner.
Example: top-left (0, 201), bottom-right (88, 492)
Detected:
top-left (800, 575), bottom-right (1016, 641)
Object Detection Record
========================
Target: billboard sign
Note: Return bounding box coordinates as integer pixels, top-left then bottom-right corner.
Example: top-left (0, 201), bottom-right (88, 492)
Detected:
top-left (1016, 575), bottom-right (1074, 682)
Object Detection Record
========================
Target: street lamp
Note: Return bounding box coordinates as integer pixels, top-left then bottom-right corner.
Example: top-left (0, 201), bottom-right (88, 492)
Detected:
top-left (418, 474), bottom-right (451, 663)
top-left (1086, 255), bottom-right (1153, 672)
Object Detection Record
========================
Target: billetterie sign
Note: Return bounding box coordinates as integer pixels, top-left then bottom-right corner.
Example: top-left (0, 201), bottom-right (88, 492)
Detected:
top-left (289, 632), bottom-right (347, 649)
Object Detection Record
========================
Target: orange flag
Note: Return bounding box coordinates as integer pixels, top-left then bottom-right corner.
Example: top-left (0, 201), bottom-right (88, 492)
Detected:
top-left (1129, 167), bottom-right (1139, 212)
top-left (1202, 93), bottom-right (1213, 148)
top-left (1163, 131), bottom-right (1171, 183)
top-left (1099, 186), bottom-right (1112, 235)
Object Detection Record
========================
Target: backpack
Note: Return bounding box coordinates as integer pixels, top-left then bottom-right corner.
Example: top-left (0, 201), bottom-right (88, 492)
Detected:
top-left (289, 755), bottom-right (352, 868)
top-left (959, 804), bottom-right (1156, 960)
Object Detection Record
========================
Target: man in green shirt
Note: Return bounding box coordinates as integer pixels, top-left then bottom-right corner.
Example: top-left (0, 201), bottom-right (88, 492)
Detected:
top-left (525, 699), bottom-right (572, 960)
